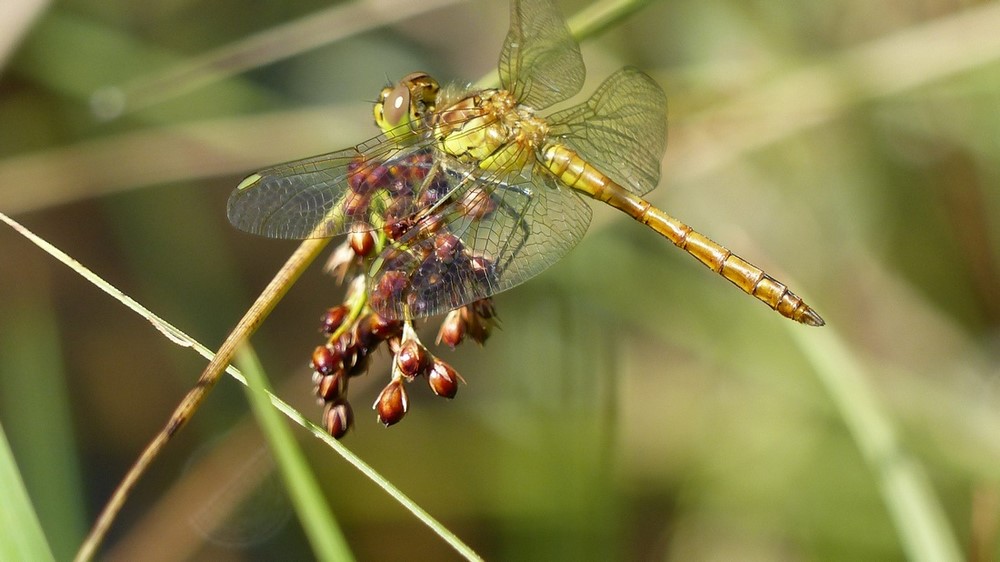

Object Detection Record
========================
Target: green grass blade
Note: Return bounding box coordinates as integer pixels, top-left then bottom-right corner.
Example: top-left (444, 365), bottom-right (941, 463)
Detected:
top-left (0, 423), bottom-right (56, 562)
top-left (0, 288), bottom-right (87, 560)
top-left (236, 346), bottom-right (355, 562)
top-left (787, 323), bottom-right (962, 562)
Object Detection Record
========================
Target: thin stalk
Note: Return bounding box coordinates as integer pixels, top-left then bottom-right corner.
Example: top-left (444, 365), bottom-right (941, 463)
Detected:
top-left (72, 235), bottom-right (330, 561)
top-left (98, 0), bottom-right (467, 118)
top-left (563, 0), bottom-right (656, 42)
top-left (237, 346), bottom-right (354, 562)
top-left (786, 324), bottom-right (962, 562)
top-left (0, 212), bottom-right (482, 560)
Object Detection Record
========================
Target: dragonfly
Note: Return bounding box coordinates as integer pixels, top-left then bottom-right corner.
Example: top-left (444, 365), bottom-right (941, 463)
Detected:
top-left (228, 0), bottom-right (824, 328)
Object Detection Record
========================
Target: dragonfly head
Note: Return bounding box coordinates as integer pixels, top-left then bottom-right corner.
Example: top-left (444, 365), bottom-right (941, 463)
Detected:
top-left (374, 72), bottom-right (440, 141)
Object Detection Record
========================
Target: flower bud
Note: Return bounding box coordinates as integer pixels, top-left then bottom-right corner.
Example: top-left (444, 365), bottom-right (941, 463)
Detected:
top-left (349, 228), bottom-right (375, 257)
top-left (395, 339), bottom-right (430, 379)
top-left (436, 309), bottom-right (465, 348)
top-left (315, 371), bottom-right (345, 401)
top-left (319, 305), bottom-right (350, 336)
top-left (323, 399), bottom-right (353, 439)
top-left (369, 313), bottom-right (402, 340)
top-left (311, 345), bottom-right (341, 376)
top-left (427, 358), bottom-right (461, 399)
top-left (374, 380), bottom-right (408, 426)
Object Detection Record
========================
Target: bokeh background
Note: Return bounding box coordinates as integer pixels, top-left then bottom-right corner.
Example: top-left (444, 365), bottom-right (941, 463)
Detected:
top-left (2, 0), bottom-right (999, 560)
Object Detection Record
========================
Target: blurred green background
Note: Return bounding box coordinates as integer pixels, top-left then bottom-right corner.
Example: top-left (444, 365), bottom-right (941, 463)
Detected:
top-left (1, 0), bottom-right (999, 560)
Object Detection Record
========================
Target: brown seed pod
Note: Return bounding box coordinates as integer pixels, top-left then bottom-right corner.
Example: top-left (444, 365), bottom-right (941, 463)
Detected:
top-left (369, 313), bottom-right (402, 340)
top-left (323, 399), bottom-right (353, 439)
top-left (315, 371), bottom-right (345, 401)
top-left (342, 193), bottom-right (371, 218)
top-left (436, 309), bottom-right (465, 348)
top-left (395, 339), bottom-right (430, 379)
top-left (427, 358), bottom-right (461, 399)
top-left (433, 233), bottom-right (462, 263)
top-left (471, 298), bottom-right (496, 320)
top-left (461, 310), bottom-right (491, 346)
top-left (319, 305), bottom-right (350, 336)
top-left (323, 241), bottom-right (359, 283)
top-left (456, 186), bottom-right (497, 219)
top-left (370, 270), bottom-right (409, 312)
top-left (311, 345), bottom-right (341, 376)
top-left (374, 380), bottom-right (408, 426)
top-left (349, 228), bottom-right (376, 257)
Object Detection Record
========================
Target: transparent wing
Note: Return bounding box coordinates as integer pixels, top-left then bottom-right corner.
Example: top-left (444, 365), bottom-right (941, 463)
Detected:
top-left (498, 0), bottom-right (585, 110)
top-left (227, 133), bottom-right (439, 239)
top-left (368, 165), bottom-right (592, 320)
top-left (547, 67), bottom-right (667, 196)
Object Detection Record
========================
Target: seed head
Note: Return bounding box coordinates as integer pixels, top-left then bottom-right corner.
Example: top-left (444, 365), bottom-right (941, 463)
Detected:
top-left (370, 270), bottom-right (409, 312)
top-left (427, 358), bottom-right (462, 399)
top-left (349, 227), bottom-right (376, 257)
top-left (346, 351), bottom-right (370, 378)
top-left (323, 399), bottom-right (353, 439)
top-left (315, 371), bottom-right (345, 401)
top-left (436, 309), bottom-right (465, 348)
top-left (433, 233), bottom-right (462, 263)
top-left (319, 305), bottom-right (350, 336)
top-left (457, 186), bottom-right (497, 219)
top-left (311, 345), bottom-right (341, 376)
top-left (461, 299), bottom-right (497, 345)
top-left (369, 313), bottom-right (402, 341)
top-left (374, 380), bottom-right (408, 426)
top-left (395, 338), bottom-right (430, 379)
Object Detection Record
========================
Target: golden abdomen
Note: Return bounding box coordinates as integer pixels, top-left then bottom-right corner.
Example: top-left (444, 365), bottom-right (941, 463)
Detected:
top-left (541, 143), bottom-right (612, 197)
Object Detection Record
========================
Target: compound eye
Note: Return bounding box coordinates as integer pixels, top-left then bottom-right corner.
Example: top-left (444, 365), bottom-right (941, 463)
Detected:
top-left (381, 83), bottom-right (411, 129)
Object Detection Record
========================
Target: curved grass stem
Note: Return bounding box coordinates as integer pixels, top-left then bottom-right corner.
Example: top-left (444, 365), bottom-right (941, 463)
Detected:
top-left (0, 211), bottom-right (484, 560)
top-left (72, 236), bottom-right (330, 561)
top-left (236, 346), bottom-right (354, 562)
top-left (786, 324), bottom-right (962, 562)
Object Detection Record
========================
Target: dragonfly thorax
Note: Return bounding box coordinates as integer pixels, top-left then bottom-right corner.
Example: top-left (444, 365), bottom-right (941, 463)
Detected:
top-left (433, 89), bottom-right (548, 173)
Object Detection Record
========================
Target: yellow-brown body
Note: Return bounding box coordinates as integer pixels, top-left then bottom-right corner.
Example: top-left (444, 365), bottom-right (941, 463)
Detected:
top-left (432, 89), bottom-right (824, 326)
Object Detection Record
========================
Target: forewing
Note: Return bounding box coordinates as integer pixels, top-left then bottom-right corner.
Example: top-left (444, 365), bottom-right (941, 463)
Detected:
top-left (547, 67), bottom-right (667, 196)
top-left (369, 166), bottom-right (592, 320)
top-left (227, 133), bottom-right (436, 239)
top-left (498, 0), bottom-right (585, 110)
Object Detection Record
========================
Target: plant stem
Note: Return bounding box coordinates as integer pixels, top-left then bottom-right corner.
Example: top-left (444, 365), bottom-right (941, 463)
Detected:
top-left (73, 236), bottom-right (330, 561)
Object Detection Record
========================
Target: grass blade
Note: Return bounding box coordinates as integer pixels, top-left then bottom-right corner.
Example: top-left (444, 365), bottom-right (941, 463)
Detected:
top-left (0, 423), bottom-right (55, 562)
top-left (236, 346), bottom-right (355, 562)
top-left (787, 323), bottom-right (962, 562)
